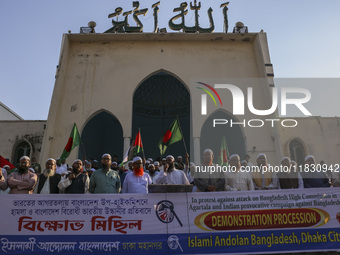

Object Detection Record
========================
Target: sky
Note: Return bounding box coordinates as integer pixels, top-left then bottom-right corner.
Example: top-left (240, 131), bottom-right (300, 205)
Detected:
top-left (1, 0), bottom-right (339, 120)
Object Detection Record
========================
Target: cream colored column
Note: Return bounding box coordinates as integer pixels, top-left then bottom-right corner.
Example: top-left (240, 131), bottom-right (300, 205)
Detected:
top-left (194, 137), bottom-right (201, 165)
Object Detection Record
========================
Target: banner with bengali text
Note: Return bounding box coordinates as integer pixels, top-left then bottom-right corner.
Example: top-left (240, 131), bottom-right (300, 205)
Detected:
top-left (1, 188), bottom-right (340, 254)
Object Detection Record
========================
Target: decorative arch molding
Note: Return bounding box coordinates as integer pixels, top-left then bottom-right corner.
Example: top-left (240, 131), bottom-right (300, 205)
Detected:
top-left (12, 139), bottom-right (33, 164)
top-left (286, 138), bottom-right (308, 166)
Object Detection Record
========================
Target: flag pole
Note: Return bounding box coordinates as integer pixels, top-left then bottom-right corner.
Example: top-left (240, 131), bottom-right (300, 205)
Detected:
top-left (176, 116), bottom-right (188, 155)
top-left (77, 123), bottom-right (87, 161)
top-left (138, 128), bottom-right (146, 160)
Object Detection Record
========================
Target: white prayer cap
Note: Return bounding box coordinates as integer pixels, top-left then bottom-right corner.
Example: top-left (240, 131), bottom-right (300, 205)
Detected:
top-left (46, 158), bottom-right (56, 164)
top-left (148, 164), bottom-right (155, 168)
top-left (256, 153), bottom-right (267, 160)
top-left (154, 161), bottom-right (159, 166)
top-left (241, 160), bottom-right (247, 164)
top-left (166, 155), bottom-right (174, 160)
top-left (177, 156), bottom-right (182, 159)
top-left (304, 155), bottom-right (315, 162)
top-left (229, 154), bottom-right (240, 159)
top-left (147, 158), bottom-right (153, 161)
top-left (162, 158), bottom-right (166, 161)
top-left (20, 156), bottom-right (30, 161)
top-left (72, 159), bottom-right (82, 165)
top-left (101, 153), bottom-right (111, 159)
top-left (3, 165), bottom-right (10, 169)
top-left (190, 162), bottom-right (195, 167)
top-left (133, 156), bottom-right (142, 163)
top-left (203, 149), bottom-right (213, 155)
top-left (145, 160), bottom-right (150, 164)
top-left (281, 157), bottom-right (290, 162)
top-left (112, 161), bottom-right (118, 165)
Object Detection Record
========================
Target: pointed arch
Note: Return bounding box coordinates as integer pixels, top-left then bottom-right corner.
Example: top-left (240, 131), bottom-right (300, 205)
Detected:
top-left (287, 138), bottom-right (307, 166)
top-left (79, 110), bottom-right (123, 163)
top-left (132, 70), bottom-right (191, 160)
top-left (12, 139), bottom-right (32, 164)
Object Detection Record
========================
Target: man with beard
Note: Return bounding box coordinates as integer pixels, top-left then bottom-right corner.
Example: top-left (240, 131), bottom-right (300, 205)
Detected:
top-left (118, 164), bottom-right (127, 188)
top-left (277, 157), bottom-right (303, 189)
top-left (252, 153), bottom-right (279, 190)
top-left (225, 154), bottom-right (254, 191)
top-left (154, 155), bottom-right (190, 185)
top-left (7, 156), bottom-right (37, 194)
top-left (85, 161), bottom-right (95, 178)
top-left (58, 159), bottom-right (89, 193)
top-left (89, 154), bottom-right (121, 193)
top-left (35, 158), bottom-right (61, 194)
top-left (122, 157), bottom-right (152, 193)
top-left (194, 149), bottom-right (225, 192)
top-left (302, 155), bottom-right (330, 188)
top-left (147, 163), bottom-right (159, 183)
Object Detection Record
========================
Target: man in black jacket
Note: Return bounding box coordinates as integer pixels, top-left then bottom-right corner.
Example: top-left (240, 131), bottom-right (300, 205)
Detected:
top-left (35, 158), bottom-right (61, 194)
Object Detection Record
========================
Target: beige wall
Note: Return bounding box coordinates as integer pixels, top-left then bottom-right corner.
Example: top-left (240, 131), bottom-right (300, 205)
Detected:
top-left (278, 117), bottom-right (340, 165)
top-left (0, 121), bottom-right (46, 164)
top-left (40, 32), bottom-right (284, 165)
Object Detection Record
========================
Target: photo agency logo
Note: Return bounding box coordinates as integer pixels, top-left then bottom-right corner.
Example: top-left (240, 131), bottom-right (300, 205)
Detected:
top-left (196, 82), bottom-right (312, 128)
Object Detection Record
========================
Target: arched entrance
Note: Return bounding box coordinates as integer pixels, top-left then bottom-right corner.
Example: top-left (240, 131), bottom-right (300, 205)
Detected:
top-left (132, 71), bottom-right (190, 160)
top-left (289, 139), bottom-right (306, 166)
top-left (12, 140), bottom-right (31, 164)
top-left (79, 111), bottom-right (123, 163)
top-left (200, 110), bottom-right (246, 162)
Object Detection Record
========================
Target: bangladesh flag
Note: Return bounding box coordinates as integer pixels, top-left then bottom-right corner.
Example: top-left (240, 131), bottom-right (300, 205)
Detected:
top-left (60, 123), bottom-right (81, 162)
top-left (158, 119), bottom-right (183, 156)
top-left (121, 130), bottom-right (143, 165)
top-left (218, 136), bottom-right (229, 166)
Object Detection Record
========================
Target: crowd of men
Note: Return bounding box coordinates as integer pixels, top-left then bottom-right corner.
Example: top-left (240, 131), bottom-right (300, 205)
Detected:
top-left (0, 150), bottom-right (339, 195)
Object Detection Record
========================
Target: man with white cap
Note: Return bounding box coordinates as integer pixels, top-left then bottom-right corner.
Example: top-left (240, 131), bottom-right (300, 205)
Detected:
top-left (58, 159), bottom-right (89, 193)
top-left (7, 156), bottom-right (37, 194)
top-left (122, 157), bottom-right (152, 193)
top-left (277, 157), bottom-right (303, 189)
top-left (302, 155), bottom-right (330, 188)
top-left (252, 153), bottom-right (279, 190)
top-left (35, 158), bottom-right (61, 194)
top-left (177, 156), bottom-right (185, 170)
top-left (154, 155), bottom-right (190, 185)
top-left (154, 161), bottom-right (160, 172)
top-left (225, 154), bottom-right (254, 191)
top-left (89, 154), bottom-right (121, 193)
top-left (194, 149), bottom-right (225, 192)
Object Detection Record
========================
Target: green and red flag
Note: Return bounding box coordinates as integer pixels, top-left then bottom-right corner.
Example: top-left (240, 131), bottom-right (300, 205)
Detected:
top-left (60, 123), bottom-right (81, 162)
top-left (0, 155), bottom-right (15, 169)
top-left (218, 136), bottom-right (229, 166)
top-left (121, 130), bottom-right (143, 165)
top-left (158, 119), bottom-right (183, 156)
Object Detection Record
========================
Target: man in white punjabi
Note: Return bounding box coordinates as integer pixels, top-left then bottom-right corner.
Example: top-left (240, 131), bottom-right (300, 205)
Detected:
top-left (89, 154), bottom-right (121, 193)
top-left (35, 158), bottom-right (61, 194)
top-left (147, 163), bottom-right (159, 183)
top-left (7, 156), bottom-right (37, 194)
top-left (58, 159), bottom-right (89, 193)
top-left (154, 155), bottom-right (190, 185)
top-left (225, 154), bottom-right (254, 191)
top-left (122, 157), bottom-right (152, 193)
top-left (277, 157), bottom-right (303, 189)
top-left (302, 155), bottom-right (330, 188)
top-left (252, 153), bottom-right (279, 190)
top-left (194, 149), bottom-right (225, 192)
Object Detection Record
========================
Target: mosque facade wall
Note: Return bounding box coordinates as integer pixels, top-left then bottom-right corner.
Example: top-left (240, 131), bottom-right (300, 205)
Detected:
top-left (0, 121), bottom-right (46, 165)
